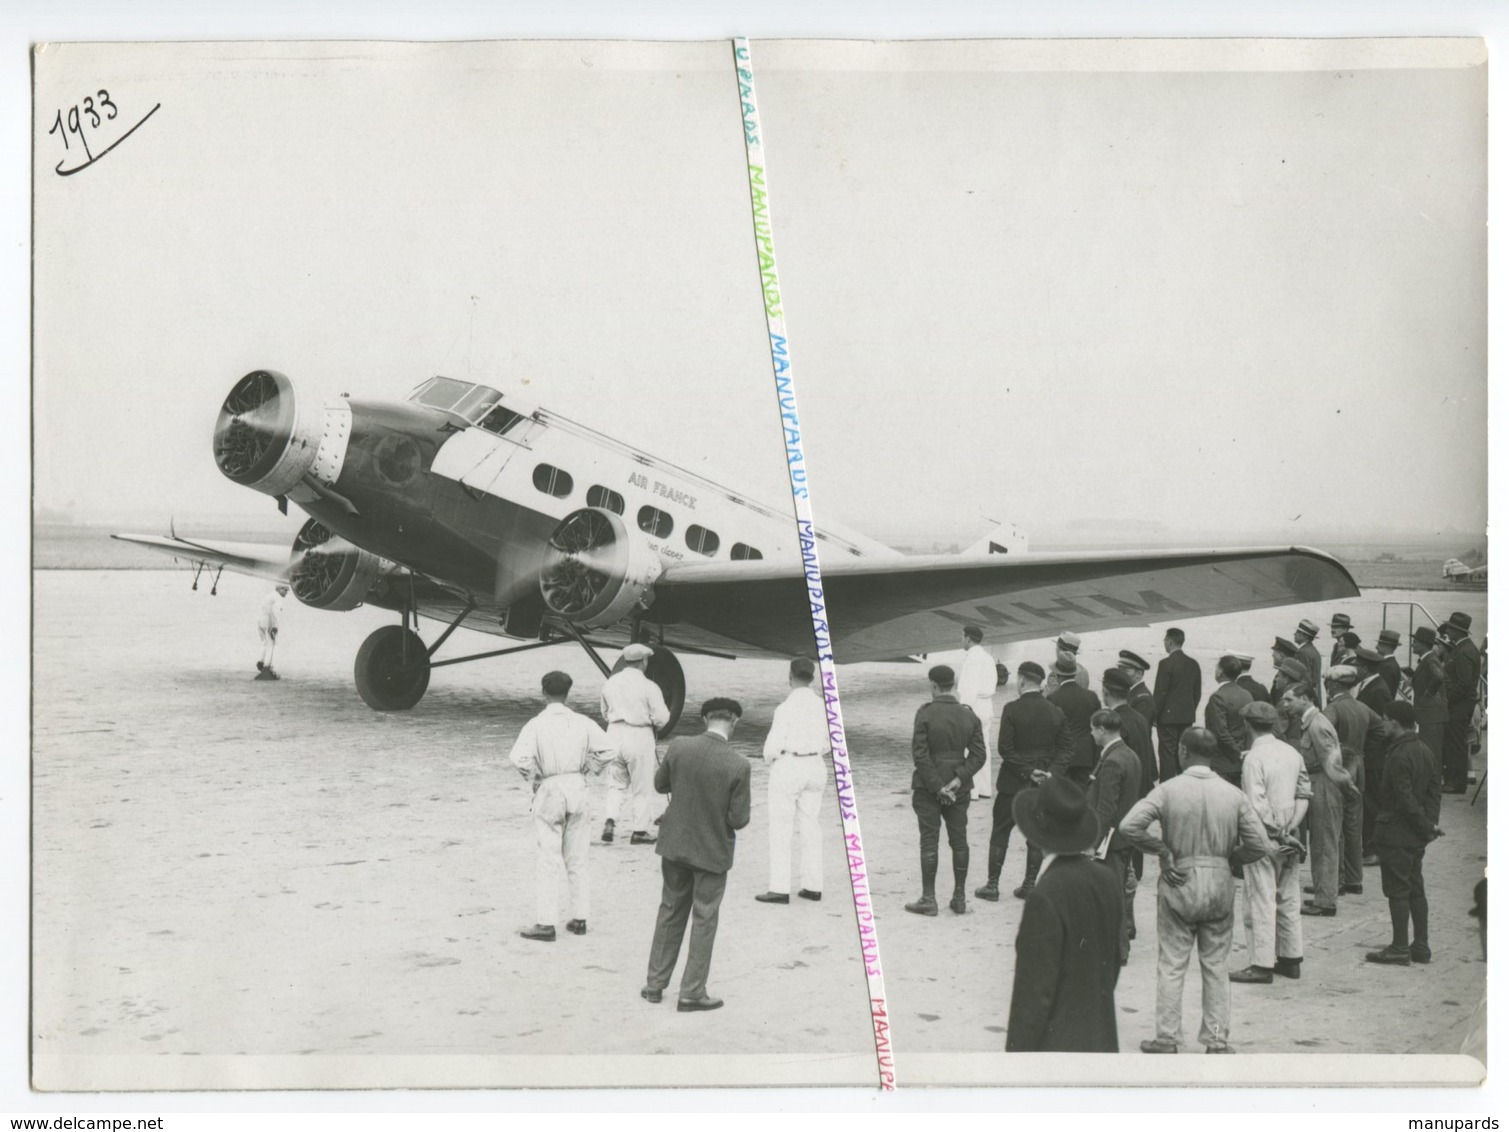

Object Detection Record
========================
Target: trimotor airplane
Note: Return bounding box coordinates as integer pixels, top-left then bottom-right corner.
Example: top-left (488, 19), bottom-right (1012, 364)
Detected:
top-left (118, 370), bottom-right (1360, 735)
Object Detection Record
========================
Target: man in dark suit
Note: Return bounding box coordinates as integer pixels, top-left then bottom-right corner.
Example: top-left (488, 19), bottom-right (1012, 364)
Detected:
top-left (1270, 638), bottom-right (1300, 702)
top-left (1234, 652), bottom-right (1270, 705)
top-left (1086, 710), bottom-right (1144, 966)
top-left (1366, 702), bottom-right (1444, 966)
top-left (905, 665), bottom-right (987, 916)
top-left (977, 661), bottom-right (1072, 902)
top-left (1049, 657), bottom-right (1102, 789)
top-left (1440, 611), bottom-right (1482, 794)
top-left (1101, 669), bottom-right (1156, 943)
top-left (642, 698), bottom-right (752, 1012)
top-left (1118, 650), bottom-right (1155, 724)
top-left (1204, 654), bottom-right (1253, 787)
top-left (1294, 619), bottom-right (1326, 706)
top-left (1323, 666), bottom-right (1385, 891)
top-left (1409, 626), bottom-right (1449, 765)
top-left (1329, 613), bottom-right (1354, 666)
top-left (1152, 628), bottom-right (1201, 783)
top-left (1376, 629), bottom-right (1405, 699)
top-left (1005, 776), bottom-right (1123, 1052)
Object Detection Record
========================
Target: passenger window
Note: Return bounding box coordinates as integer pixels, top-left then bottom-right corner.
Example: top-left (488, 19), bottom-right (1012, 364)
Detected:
top-left (685, 525), bottom-right (720, 557)
top-left (731, 543), bottom-right (763, 561)
top-left (637, 506), bottom-right (673, 538)
top-left (532, 464), bottom-right (574, 498)
top-left (587, 485), bottom-right (625, 515)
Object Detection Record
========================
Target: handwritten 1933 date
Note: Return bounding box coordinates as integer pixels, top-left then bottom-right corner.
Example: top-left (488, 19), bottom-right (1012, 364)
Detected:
top-left (46, 89), bottom-right (161, 177)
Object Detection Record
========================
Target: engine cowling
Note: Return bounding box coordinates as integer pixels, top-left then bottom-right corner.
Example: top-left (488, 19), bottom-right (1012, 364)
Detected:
top-left (539, 508), bottom-right (663, 629)
top-left (288, 518), bottom-right (386, 611)
top-left (212, 369), bottom-right (351, 501)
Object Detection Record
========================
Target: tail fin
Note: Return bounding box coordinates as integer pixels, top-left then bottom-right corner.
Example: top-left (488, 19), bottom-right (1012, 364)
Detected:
top-left (964, 520), bottom-right (1029, 557)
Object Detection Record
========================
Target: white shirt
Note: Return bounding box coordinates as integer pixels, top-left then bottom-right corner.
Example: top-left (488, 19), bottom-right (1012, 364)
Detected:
top-left (257, 590), bottom-right (286, 631)
top-left (958, 644), bottom-right (998, 704)
top-left (762, 685), bottom-right (830, 762)
top-left (599, 667), bottom-right (671, 729)
top-left (509, 702), bottom-right (618, 780)
top-left (1241, 733), bottom-right (1312, 837)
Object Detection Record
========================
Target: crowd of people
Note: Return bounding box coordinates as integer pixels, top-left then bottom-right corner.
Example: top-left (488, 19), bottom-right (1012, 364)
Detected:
top-left (505, 645), bottom-right (831, 1014)
top-left (909, 612), bottom-right (1485, 1054)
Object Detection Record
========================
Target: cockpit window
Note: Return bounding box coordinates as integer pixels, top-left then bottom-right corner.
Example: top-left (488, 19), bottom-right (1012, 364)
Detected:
top-left (411, 377), bottom-right (473, 412)
top-left (479, 405), bottom-right (524, 435)
top-left (410, 377), bottom-right (512, 427)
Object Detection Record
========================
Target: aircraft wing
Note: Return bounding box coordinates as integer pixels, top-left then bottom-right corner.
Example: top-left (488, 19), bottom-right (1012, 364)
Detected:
top-left (655, 546), bottom-right (1360, 663)
top-left (112, 533), bottom-right (291, 582)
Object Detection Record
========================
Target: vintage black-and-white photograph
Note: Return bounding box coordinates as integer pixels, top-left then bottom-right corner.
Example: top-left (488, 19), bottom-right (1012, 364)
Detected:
top-left (747, 37), bottom-right (1488, 1084)
top-left (30, 39), bottom-right (883, 1091)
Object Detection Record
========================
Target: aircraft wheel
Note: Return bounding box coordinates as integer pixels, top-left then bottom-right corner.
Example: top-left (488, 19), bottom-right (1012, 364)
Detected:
top-left (354, 625), bottom-right (431, 710)
top-left (646, 646), bottom-right (686, 738)
top-left (995, 662), bottom-right (1011, 689)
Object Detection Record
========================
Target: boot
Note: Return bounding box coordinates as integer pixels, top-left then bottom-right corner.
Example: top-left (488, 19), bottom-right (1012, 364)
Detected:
top-left (905, 896), bottom-right (939, 917)
top-left (601, 818), bottom-right (615, 843)
top-left (974, 881), bottom-right (1000, 901)
top-left (1274, 957), bottom-right (1303, 980)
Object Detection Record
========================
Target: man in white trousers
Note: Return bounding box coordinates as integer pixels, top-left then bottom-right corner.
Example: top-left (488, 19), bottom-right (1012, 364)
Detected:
top-left (755, 658), bottom-right (831, 904)
top-left (255, 583), bottom-right (289, 679)
top-left (957, 625), bottom-right (1000, 800)
top-left (600, 643), bottom-right (671, 845)
top-left (510, 671), bottom-right (618, 942)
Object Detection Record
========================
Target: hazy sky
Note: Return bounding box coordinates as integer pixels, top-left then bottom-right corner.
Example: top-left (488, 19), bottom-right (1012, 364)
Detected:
top-left (34, 38), bottom-right (1486, 550)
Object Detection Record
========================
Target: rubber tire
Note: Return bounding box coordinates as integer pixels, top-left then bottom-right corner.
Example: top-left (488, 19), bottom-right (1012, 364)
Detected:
top-left (645, 646), bottom-right (686, 739)
top-left (354, 625), bottom-right (431, 710)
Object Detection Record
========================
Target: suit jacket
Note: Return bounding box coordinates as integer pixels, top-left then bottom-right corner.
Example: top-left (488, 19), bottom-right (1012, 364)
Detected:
top-left (1113, 702), bottom-right (1157, 797)
top-left (1298, 642), bottom-right (1325, 703)
top-left (1152, 650), bottom-right (1202, 726)
top-left (1373, 731), bottom-right (1443, 850)
top-left (1378, 655), bottom-right (1403, 700)
top-left (1128, 682), bottom-right (1155, 724)
top-left (1087, 740), bottom-right (1143, 852)
top-left (997, 691), bottom-right (1072, 794)
top-left (1006, 854), bottom-right (1122, 1052)
top-left (1445, 637), bottom-right (1482, 718)
top-left (1356, 675), bottom-right (1393, 717)
top-left (1236, 675), bottom-right (1270, 705)
top-left (1324, 694), bottom-right (1386, 779)
top-left (1203, 681), bottom-right (1253, 777)
top-left (654, 731), bottom-right (752, 874)
top-left (911, 695), bottom-right (987, 797)
top-left (1411, 652), bottom-right (1449, 725)
top-left (1048, 681), bottom-right (1102, 772)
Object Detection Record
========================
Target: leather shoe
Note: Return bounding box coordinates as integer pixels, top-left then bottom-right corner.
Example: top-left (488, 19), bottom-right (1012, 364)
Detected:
top-left (566, 919), bottom-right (586, 935)
top-left (1012, 883), bottom-right (1035, 900)
top-left (601, 819), bottom-right (615, 843)
top-left (974, 882), bottom-right (1000, 902)
top-left (1442, 785), bottom-right (1467, 795)
top-left (519, 924), bottom-right (556, 942)
top-left (949, 893), bottom-right (968, 915)
top-left (798, 889), bottom-right (822, 901)
top-left (905, 897), bottom-right (939, 917)
top-left (1340, 884), bottom-right (1364, 895)
top-left (1228, 966), bottom-right (1274, 984)
top-left (640, 986), bottom-right (663, 1004)
top-left (1410, 942), bottom-right (1433, 964)
top-left (1366, 945), bottom-right (1412, 966)
top-left (677, 995), bottom-right (724, 1012)
top-left (629, 831), bottom-right (657, 845)
top-left (754, 891), bottom-right (790, 904)
top-left (1206, 1044), bottom-right (1235, 1054)
top-left (1362, 853), bottom-right (1380, 867)
top-left (1274, 958), bottom-right (1302, 980)
top-left (1140, 1038), bottom-right (1178, 1054)
top-left (1301, 901), bottom-right (1336, 917)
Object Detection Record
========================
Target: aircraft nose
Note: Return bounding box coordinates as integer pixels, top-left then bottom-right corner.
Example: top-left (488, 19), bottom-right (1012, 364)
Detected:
top-left (212, 369), bottom-right (329, 498)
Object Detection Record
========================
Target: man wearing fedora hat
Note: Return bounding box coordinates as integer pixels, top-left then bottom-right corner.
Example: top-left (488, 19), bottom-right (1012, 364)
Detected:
top-left (1118, 650), bottom-right (1156, 724)
top-left (906, 665), bottom-right (988, 916)
top-left (1376, 629), bottom-right (1405, 699)
top-left (1005, 775), bottom-right (1124, 1052)
top-left (1281, 682), bottom-right (1358, 918)
top-left (1294, 620), bottom-right (1326, 708)
top-left (1328, 613), bottom-right (1354, 667)
top-left (600, 642), bottom-right (672, 844)
top-left (1120, 728), bottom-right (1271, 1054)
top-left (1045, 632), bottom-right (1091, 693)
top-left (1440, 612), bottom-right (1481, 794)
top-left (1049, 656), bottom-right (1102, 789)
top-left (1409, 626), bottom-right (1449, 767)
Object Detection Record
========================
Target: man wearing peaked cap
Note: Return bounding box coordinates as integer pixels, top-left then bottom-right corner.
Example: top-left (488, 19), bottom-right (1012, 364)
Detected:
top-left (1294, 620), bottom-right (1326, 709)
top-left (1409, 626), bottom-right (1449, 766)
top-left (1439, 612), bottom-right (1481, 794)
top-left (1046, 631), bottom-right (1091, 694)
top-left (1232, 652), bottom-right (1269, 705)
top-left (1005, 776), bottom-right (1124, 1052)
top-left (1118, 651), bottom-right (1156, 724)
top-left (1376, 629), bottom-right (1404, 699)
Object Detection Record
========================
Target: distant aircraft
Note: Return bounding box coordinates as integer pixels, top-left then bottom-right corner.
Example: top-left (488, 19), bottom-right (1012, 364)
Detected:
top-left (117, 370), bottom-right (1359, 733)
top-left (1443, 558), bottom-right (1488, 584)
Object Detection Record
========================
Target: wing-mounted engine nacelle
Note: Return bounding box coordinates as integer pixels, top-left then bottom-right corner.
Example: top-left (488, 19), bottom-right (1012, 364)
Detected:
top-left (289, 518), bottom-right (387, 611)
top-left (212, 369), bottom-right (351, 500)
top-left (539, 507), bottom-right (663, 630)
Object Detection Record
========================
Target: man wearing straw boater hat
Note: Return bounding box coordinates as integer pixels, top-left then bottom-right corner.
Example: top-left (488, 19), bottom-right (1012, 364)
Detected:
top-left (1004, 775), bottom-right (1124, 1052)
top-left (1120, 728), bottom-right (1271, 1054)
top-left (1439, 611), bottom-right (1482, 795)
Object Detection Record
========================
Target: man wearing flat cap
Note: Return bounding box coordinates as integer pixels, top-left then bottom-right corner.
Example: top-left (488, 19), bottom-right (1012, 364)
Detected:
top-left (906, 665), bottom-right (987, 917)
top-left (1366, 702), bottom-right (1443, 967)
top-left (1152, 629), bottom-right (1202, 784)
top-left (601, 643), bottom-right (673, 844)
top-left (1230, 700), bottom-right (1310, 985)
top-left (1204, 654), bottom-right (1253, 788)
top-left (1045, 631), bottom-right (1091, 694)
top-left (1376, 629), bottom-right (1405, 699)
top-left (1118, 650), bottom-right (1156, 724)
top-left (1323, 666), bottom-right (1384, 892)
top-left (1440, 612), bottom-right (1481, 794)
top-left (1120, 728), bottom-right (1271, 1054)
top-left (1049, 656), bottom-right (1102, 789)
top-left (979, 660), bottom-right (1072, 902)
top-left (1329, 613), bottom-right (1354, 666)
top-left (1005, 776), bottom-right (1124, 1052)
top-left (1294, 620), bottom-right (1326, 708)
top-left (1409, 627), bottom-right (1449, 767)
top-left (1234, 653), bottom-right (1269, 706)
